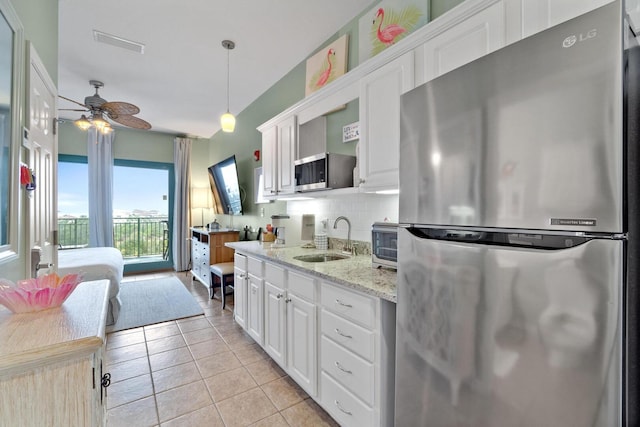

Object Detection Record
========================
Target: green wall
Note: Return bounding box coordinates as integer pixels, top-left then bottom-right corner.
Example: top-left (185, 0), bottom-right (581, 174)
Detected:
top-left (11, 0), bottom-right (58, 84)
top-left (59, 121), bottom-right (176, 163)
top-left (431, 0), bottom-right (467, 19)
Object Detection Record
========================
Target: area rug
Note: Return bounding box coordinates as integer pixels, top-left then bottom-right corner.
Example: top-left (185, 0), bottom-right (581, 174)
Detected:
top-left (107, 277), bottom-right (203, 333)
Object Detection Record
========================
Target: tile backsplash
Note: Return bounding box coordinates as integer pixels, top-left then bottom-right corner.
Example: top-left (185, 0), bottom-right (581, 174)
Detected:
top-left (287, 192), bottom-right (398, 242)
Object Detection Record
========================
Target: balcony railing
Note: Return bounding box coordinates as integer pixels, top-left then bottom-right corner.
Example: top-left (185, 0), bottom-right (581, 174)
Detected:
top-left (58, 216), bottom-right (169, 259)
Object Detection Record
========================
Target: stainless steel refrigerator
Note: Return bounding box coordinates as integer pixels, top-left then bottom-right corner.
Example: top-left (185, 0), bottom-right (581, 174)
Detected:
top-left (395, 1), bottom-right (640, 425)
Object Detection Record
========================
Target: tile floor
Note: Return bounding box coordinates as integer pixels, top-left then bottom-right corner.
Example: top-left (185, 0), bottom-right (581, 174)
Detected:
top-left (106, 271), bottom-right (339, 427)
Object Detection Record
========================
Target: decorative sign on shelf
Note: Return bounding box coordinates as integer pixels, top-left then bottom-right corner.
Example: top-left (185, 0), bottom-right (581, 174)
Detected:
top-left (343, 122), bottom-right (360, 143)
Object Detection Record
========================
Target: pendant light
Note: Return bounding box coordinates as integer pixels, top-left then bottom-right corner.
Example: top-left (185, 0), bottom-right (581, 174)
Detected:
top-left (220, 39), bottom-right (236, 133)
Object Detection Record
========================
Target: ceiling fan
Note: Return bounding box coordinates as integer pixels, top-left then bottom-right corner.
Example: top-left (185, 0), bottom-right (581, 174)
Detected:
top-left (60, 80), bottom-right (151, 133)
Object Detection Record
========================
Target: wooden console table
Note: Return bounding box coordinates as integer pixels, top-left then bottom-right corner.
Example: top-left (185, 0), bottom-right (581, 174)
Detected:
top-left (0, 279), bottom-right (110, 427)
top-left (190, 227), bottom-right (239, 287)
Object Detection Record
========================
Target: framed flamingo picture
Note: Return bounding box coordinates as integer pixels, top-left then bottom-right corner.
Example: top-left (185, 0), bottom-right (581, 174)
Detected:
top-left (305, 34), bottom-right (349, 97)
top-left (358, 0), bottom-right (429, 63)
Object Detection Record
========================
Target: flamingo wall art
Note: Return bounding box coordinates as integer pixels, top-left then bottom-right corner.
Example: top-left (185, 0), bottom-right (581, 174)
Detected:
top-left (305, 34), bottom-right (349, 97)
top-left (358, 0), bottom-right (428, 63)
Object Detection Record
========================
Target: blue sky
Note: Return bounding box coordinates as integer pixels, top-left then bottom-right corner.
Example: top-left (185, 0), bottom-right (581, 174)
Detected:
top-left (58, 162), bottom-right (169, 217)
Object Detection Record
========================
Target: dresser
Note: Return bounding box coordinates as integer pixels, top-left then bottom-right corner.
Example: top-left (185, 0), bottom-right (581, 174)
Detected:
top-left (0, 279), bottom-right (110, 427)
top-left (190, 227), bottom-right (239, 287)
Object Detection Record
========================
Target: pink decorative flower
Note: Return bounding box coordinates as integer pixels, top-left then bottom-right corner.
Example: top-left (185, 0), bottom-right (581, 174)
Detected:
top-left (0, 273), bottom-right (83, 313)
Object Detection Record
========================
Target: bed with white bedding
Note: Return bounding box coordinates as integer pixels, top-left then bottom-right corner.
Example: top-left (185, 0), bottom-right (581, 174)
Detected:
top-left (57, 247), bottom-right (123, 325)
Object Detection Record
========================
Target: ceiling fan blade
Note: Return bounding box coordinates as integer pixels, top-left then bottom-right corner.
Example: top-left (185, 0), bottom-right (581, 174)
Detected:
top-left (110, 114), bottom-right (151, 130)
top-left (102, 101), bottom-right (140, 116)
top-left (59, 108), bottom-right (89, 112)
top-left (59, 95), bottom-right (88, 108)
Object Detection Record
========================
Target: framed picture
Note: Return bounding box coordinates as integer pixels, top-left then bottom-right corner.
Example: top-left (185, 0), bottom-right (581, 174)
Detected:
top-left (359, 0), bottom-right (429, 63)
top-left (305, 34), bottom-right (349, 97)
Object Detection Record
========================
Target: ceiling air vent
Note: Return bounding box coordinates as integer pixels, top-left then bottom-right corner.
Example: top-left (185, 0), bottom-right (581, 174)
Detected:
top-left (93, 30), bottom-right (145, 54)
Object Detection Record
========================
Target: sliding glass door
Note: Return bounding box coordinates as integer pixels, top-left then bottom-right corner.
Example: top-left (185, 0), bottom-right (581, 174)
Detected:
top-left (58, 155), bottom-right (174, 272)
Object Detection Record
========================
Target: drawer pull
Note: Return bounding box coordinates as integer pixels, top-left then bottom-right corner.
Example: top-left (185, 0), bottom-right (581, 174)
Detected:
top-left (335, 299), bottom-right (353, 308)
top-left (335, 361), bottom-right (352, 374)
top-left (335, 400), bottom-right (352, 416)
top-left (335, 328), bottom-right (353, 339)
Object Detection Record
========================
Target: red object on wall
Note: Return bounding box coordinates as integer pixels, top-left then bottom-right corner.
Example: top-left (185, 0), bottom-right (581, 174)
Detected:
top-left (20, 164), bottom-right (31, 185)
top-left (254, 150), bottom-right (260, 161)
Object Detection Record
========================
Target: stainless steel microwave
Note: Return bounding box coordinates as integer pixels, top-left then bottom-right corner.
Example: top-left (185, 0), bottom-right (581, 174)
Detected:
top-left (294, 152), bottom-right (356, 192)
top-left (372, 222), bottom-right (398, 269)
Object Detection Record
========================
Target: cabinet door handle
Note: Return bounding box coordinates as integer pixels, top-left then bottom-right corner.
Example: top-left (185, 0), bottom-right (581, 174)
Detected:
top-left (335, 328), bottom-right (353, 339)
top-left (236, 274), bottom-right (246, 280)
top-left (335, 299), bottom-right (353, 308)
top-left (276, 293), bottom-right (283, 299)
top-left (285, 298), bottom-right (292, 303)
top-left (334, 400), bottom-right (352, 416)
top-left (335, 361), bottom-right (352, 374)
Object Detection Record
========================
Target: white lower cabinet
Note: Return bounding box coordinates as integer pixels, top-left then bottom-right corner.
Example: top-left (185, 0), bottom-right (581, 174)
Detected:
top-left (233, 253), bottom-right (248, 329)
top-left (321, 371), bottom-right (374, 427)
top-left (232, 252), bottom-right (394, 426)
top-left (286, 279), bottom-right (317, 395)
top-left (319, 282), bottom-right (396, 427)
top-left (247, 257), bottom-right (264, 346)
top-left (264, 266), bottom-right (286, 367)
top-left (263, 267), bottom-right (318, 396)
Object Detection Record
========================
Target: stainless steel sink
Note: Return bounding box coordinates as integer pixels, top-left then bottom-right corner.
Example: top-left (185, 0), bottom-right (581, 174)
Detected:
top-left (293, 253), bottom-right (350, 263)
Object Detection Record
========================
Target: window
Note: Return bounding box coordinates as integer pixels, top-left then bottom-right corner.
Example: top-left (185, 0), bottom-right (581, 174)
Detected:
top-left (57, 155), bottom-right (174, 271)
top-left (58, 155), bottom-right (89, 248)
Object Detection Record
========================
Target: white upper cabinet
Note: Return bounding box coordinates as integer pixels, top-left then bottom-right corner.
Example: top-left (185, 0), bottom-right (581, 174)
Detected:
top-left (261, 125), bottom-right (277, 197)
top-left (521, 0), bottom-right (614, 39)
top-left (416, 1), bottom-right (507, 87)
top-left (277, 115), bottom-right (297, 195)
top-left (358, 51), bottom-right (414, 192)
top-left (260, 115), bottom-right (297, 198)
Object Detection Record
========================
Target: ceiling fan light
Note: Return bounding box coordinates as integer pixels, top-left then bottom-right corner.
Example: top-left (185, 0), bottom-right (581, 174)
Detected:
top-left (74, 115), bottom-right (92, 131)
top-left (92, 114), bottom-right (108, 131)
top-left (220, 112), bottom-right (236, 132)
top-left (101, 123), bottom-right (113, 134)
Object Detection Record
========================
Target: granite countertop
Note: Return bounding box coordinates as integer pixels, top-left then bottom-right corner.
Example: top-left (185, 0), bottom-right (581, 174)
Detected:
top-left (226, 241), bottom-right (397, 303)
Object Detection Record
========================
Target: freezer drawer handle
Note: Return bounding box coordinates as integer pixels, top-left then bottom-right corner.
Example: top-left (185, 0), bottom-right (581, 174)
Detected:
top-left (335, 328), bottom-right (353, 339)
top-left (335, 299), bottom-right (353, 308)
top-left (335, 361), bottom-right (353, 374)
top-left (335, 400), bottom-right (353, 416)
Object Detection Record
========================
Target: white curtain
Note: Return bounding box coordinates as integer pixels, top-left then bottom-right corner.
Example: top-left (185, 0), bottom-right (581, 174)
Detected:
top-left (173, 137), bottom-right (192, 271)
top-left (87, 128), bottom-right (114, 247)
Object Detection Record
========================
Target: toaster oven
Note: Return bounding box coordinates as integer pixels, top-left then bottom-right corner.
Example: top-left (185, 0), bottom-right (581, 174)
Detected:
top-left (372, 222), bottom-right (398, 269)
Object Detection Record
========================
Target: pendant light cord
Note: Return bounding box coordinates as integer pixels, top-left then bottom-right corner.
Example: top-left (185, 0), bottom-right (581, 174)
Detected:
top-left (226, 44), bottom-right (230, 113)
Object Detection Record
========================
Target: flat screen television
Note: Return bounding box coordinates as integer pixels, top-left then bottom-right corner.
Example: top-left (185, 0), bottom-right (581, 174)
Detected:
top-left (208, 155), bottom-right (243, 215)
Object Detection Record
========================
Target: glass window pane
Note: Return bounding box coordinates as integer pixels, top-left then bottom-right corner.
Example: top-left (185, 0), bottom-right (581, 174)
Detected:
top-left (57, 161), bottom-right (89, 248)
top-left (113, 165), bottom-right (169, 260)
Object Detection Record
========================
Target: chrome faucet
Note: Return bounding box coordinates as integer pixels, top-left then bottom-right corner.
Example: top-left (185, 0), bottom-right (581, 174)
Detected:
top-left (333, 216), bottom-right (353, 255)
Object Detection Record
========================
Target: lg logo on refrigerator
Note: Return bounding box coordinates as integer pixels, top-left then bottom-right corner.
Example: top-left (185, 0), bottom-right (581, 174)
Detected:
top-left (562, 29), bottom-right (597, 48)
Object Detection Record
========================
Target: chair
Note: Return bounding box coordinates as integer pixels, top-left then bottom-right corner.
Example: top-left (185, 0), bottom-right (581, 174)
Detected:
top-left (209, 262), bottom-right (235, 309)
